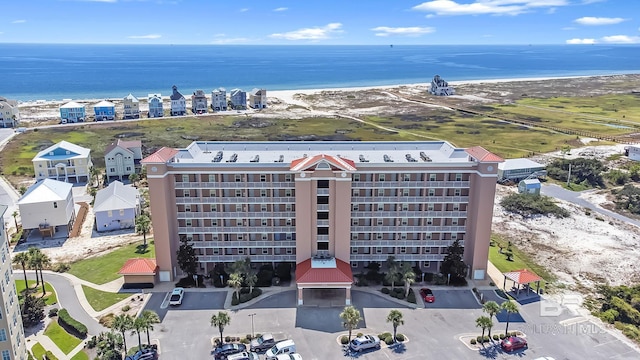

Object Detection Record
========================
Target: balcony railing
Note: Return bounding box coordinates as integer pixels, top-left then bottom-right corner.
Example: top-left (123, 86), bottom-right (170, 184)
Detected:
top-left (350, 225), bottom-right (466, 232)
top-left (350, 211), bottom-right (467, 218)
top-left (176, 197), bottom-right (296, 204)
top-left (191, 240), bottom-right (296, 248)
top-left (349, 254), bottom-right (444, 261)
top-left (197, 254), bottom-right (296, 262)
top-left (350, 240), bottom-right (463, 247)
top-left (351, 180), bottom-right (470, 188)
top-left (177, 211), bottom-right (295, 219)
top-left (351, 196), bottom-right (469, 204)
top-left (178, 226), bottom-right (295, 233)
top-left (175, 181), bottom-right (295, 189)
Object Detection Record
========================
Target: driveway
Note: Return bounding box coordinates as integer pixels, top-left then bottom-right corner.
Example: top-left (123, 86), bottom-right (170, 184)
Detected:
top-left (425, 289), bottom-right (481, 309)
top-left (143, 291), bottom-right (227, 321)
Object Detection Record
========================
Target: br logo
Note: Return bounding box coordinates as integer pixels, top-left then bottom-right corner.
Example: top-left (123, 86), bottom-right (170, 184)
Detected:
top-left (540, 294), bottom-right (583, 317)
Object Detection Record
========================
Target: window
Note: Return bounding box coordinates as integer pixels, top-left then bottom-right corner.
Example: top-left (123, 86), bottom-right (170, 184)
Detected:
top-left (285, 174), bottom-right (292, 182)
top-left (213, 234), bottom-right (219, 241)
top-left (285, 204), bottom-right (292, 211)
top-left (351, 262), bottom-right (358, 268)
top-left (400, 233), bottom-right (407, 240)
top-left (455, 173), bottom-right (462, 181)
top-left (2, 349), bottom-right (9, 360)
top-left (427, 203), bottom-right (434, 211)
top-left (53, 202), bottom-right (58, 209)
top-left (400, 247), bottom-right (406, 253)
top-left (428, 189), bottom-right (435, 196)
top-left (118, 209), bottom-right (124, 216)
top-left (453, 203), bottom-right (460, 211)
top-left (126, 167), bottom-right (131, 172)
top-left (424, 248), bottom-right (431, 253)
top-left (352, 190), bottom-right (359, 197)
top-left (353, 174), bottom-right (360, 181)
top-left (185, 233), bottom-right (193, 241)
top-left (352, 204), bottom-right (359, 211)
top-left (452, 219), bottom-right (458, 225)
top-left (286, 248), bottom-right (293, 254)
top-left (183, 190), bottom-right (190, 197)
top-left (235, 204), bottom-right (242, 212)
top-left (185, 219), bottom-right (192, 227)
top-left (3, 271), bottom-right (8, 285)
top-left (262, 234), bottom-right (268, 240)
top-left (401, 218), bottom-right (408, 225)
top-left (317, 242), bottom-right (329, 250)
top-left (262, 248), bottom-right (269, 254)
top-left (401, 203), bottom-right (409, 211)
top-left (402, 189), bottom-right (409, 196)
top-left (376, 233), bottom-right (383, 240)
top-left (236, 219), bottom-right (242, 226)
top-left (454, 189), bottom-right (461, 196)
top-left (378, 174), bottom-right (385, 181)
top-left (209, 190), bottom-right (216, 197)
top-left (238, 235), bottom-right (244, 241)
top-left (235, 190), bottom-right (242, 197)
top-left (317, 227), bottom-right (329, 235)
top-left (426, 218), bottom-right (433, 225)
top-left (451, 233), bottom-right (458, 240)
top-left (110, 168), bottom-right (115, 173)
top-left (352, 219), bottom-right (358, 226)
top-left (0, 329), bottom-right (6, 341)
top-left (286, 218), bottom-right (292, 226)
top-left (377, 218), bottom-right (383, 225)
top-left (429, 174), bottom-right (436, 181)
top-left (184, 205), bottom-right (191, 212)
top-left (260, 174), bottom-right (267, 182)
top-left (285, 189), bottom-right (292, 197)
top-left (377, 203), bottom-right (384, 211)
top-left (403, 173), bottom-right (410, 181)
top-left (238, 248), bottom-right (244, 254)
top-left (317, 196), bottom-right (329, 204)
top-left (426, 233), bottom-right (432, 240)
top-left (209, 174), bottom-right (216, 182)
top-left (423, 261), bottom-right (431, 267)
top-left (286, 233), bottom-right (292, 240)
top-left (317, 212), bottom-right (329, 220)
top-left (182, 174), bottom-right (189, 182)
top-left (377, 189), bottom-right (384, 196)
top-left (108, 210), bottom-right (113, 217)
top-left (351, 233), bottom-right (358, 240)
top-left (351, 248), bottom-right (358, 254)
top-left (376, 247), bottom-right (382, 253)
top-left (212, 219), bottom-right (218, 226)
top-left (235, 175), bottom-right (242, 182)
top-left (261, 204), bottom-right (267, 212)
top-left (317, 180), bottom-right (329, 188)
top-left (261, 219), bottom-right (268, 226)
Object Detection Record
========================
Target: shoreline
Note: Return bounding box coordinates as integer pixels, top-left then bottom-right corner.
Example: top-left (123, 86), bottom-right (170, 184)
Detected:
top-left (16, 72), bottom-right (640, 108)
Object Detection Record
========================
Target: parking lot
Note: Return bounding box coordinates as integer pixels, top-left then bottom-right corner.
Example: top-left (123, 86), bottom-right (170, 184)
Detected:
top-left (424, 289), bottom-right (481, 309)
top-left (143, 288), bottom-right (640, 359)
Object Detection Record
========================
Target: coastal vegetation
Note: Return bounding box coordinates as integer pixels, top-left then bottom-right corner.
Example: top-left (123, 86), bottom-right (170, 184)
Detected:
top-left (588, 284), bottom-right (640, 344)
top-left (500, 193), bottom-right (570, 218)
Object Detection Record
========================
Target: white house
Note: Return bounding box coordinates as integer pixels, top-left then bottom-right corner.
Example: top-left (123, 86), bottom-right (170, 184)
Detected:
top-left (32, 140), bottom-right (93, 183)
top-left (625, 145), bottom-right (640, 161)
top-left (94, 181), bottom-right (141, 232)
top-left (229, 88), bottom-right (246, 110)
top-left (170, 85), bottom-right (186, 116)
top-left (497, 158), bottom-right (546, 183)
top-left (0, 96), bottom-right (19, 128)
top-left (148, 93), bottom-right (164, 118)
top-left (518, 179), bottom-right (541, 195)
top-left (17, 179), bottom-right (75, 237)
top-left (123, 93), bottom-right (140, 119)
top-left (429, 75), bottom-right (455, 96)
top-left (249, 88), bottom-right (267, 109)
top-left (104, 139), bottom-right (143, 181)
top-left (211, 88), bottom-right (227, 111)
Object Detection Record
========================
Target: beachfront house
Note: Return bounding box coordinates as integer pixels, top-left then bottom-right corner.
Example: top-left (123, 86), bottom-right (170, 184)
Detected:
top-left (249, 88), bottom-right (267, 109)
top-left (148, 93), bottom-right (163, 118)
top-left (170, 85), bottom-right (186, 116)
top-left (59, 101), bottom-right (86, 123)
top-left (0, 96), bottom-right (19, 128)
top-left (105, 139), bottom-right (143, 181)
top-left (211, 88), bottom-right (227, 111)
top-left (191, 89), bottom-right (208, 114)
top-left (229, 88), bottom-right (247, 110)
top-left (497, 158), bottom-right (546, 183)
top-left (33, 140), bottom-right (93, 183)
top-left (94, 180), bottom-right (141, 232)
top-left (123, 93), bottom-right (140, 119)
top-left (17, 179), bottom-right (75, 238)
top-left (429, 75), bottom-right (455, 96)
top-left (93, 100), bottom-right (116, 121)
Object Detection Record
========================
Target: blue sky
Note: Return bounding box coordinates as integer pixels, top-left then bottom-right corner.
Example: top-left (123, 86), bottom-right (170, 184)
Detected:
top-left (1, 0), bottom-right (638, 45)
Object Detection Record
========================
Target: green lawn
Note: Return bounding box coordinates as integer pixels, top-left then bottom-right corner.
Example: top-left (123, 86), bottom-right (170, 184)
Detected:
top-left (44, 320), bottom-right (82, 354)
top-left (81, 285), bottom-right (131, 312)
top-left (70, 351), bottom-right (90, 360)
top-left (68, 241), bottom-right (155, 285)
top-left (489, 234), bottom-right (556, 289)
top-left (31, 343), bottom-right (47, 360)
top-left (15, 279), bottom-right (57, 305)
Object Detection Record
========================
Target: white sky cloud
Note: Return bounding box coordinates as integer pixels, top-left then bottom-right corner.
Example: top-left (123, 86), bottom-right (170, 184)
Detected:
top-left (562, 26), bottom-right (576, 30)
top-left (371, 26), bottom-right (435, 37)
top-left (601, 35), bottom-right (640, 44)
top-left (12, 20), bottom-right (26, 24)
top-left (210, 37), bottom-right (250, 44)
top-left (412, 0), bottom-right (569, 16)
top-left (128, 34), bottom-right (162, 39)
top-left (574, 17), bottom-right (626, 26)
top-left (239, 8), bottom-right (249, 12)
top-left (566, 38), bottom-right (596, 44)
top-left (270, 23), bottom-right (343, 41)
top-left (273, 7), bottom-right (288, 12)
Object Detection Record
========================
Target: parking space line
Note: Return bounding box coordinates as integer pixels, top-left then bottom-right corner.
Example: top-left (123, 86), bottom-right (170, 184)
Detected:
top-left (160, 292), bottom-right (171, 309)
top-left (559, 317), bottom-right (588, 326)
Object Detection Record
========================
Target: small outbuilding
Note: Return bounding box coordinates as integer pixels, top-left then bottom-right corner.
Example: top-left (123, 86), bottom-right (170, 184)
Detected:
top-left (498, 158), bottom-right (546, 183)
top-left (119, 258), bottom-right (158, 288)
top-left (94, 181), bottom-right (141, 232)
top-left (518, 178), bottom-right (541, 195)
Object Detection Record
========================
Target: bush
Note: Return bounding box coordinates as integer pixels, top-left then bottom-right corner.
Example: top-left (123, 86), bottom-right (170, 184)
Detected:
top-left (99, 313), bottom-right (115, 328)
top-left (356, 332), bottom-right (363, 337)
top-left (396, 291), bottom-right (406, 300)
top-left (381, 287), bottom-right (390, 294)
top-left (52, 262), bottom-right (70, 273)
top-left (275, 262), bottom-right (292, 281)
top-left (121, 305), bottom-right (131, 312)
top-left (601, 309), bottom-right (619, 324)
top-left (45, 350), bottom-right (59, 360)
top-left (239, 293), bottom-right (252, 303)
top-left (86, 335), bottom-right (98, 349)
top-left (493, 334), bottom-right (499, 340)
top-left (340, 336), bottom-right (349, 345)
top-left (423, 272), bottom-right (434, 282)
top-left (470, 338), bottom-right (477, 345)
top-left (256, 268), bottom-right (274, 287)
top-left (231, 292), bottom-right (239, 306)
top-left (407, 290), bottom-right (416, 304)
top-left (500, 193), bottom-right (570, 218)
top-left (499, 334), bottom-right (506, 340)
top-left (48, 308), bottom-right (59, 317)
top-left (251, 288), bottom-right (262, 298)
top-left (476, 335), bottom-right (490, 343)
top-left (58, 309), bottom-right (87, 338)
top-left (225, 336), bottom-right (232, 343)
top-left (378, 332), bottom-right (392, 340)
top-left (240, 338), bottom-right (249, 344)
top-left (393, 287), bottom-right (404, 294)
top-left (395, 334), bottom-right (405, 342)
top-left (384, 336), bottom-right (394, 345)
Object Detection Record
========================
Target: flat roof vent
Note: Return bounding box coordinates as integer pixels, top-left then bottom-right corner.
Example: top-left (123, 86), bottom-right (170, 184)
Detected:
top-left (383, 154), bottom-right (394, 163)
top-left (359, 154), bottom-right (369, 163)
top-left (226, 153), bottom-right (238, 163)
top-left (275, 155), bottom-right (284, 163)
top-left (420, 151), bottom-right (432, 162)
top-left (405, 154), bottom-right (417, 162)
top-left (250, 155), bottom-right (260, 163)
top-left (213, 151), bottom-right (223, 163)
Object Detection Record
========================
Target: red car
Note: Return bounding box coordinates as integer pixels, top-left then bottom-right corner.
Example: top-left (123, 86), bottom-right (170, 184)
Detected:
top-left (419, 288), bottom-right (435, 303)
top-left (501, 336), bottom-right (527, 352)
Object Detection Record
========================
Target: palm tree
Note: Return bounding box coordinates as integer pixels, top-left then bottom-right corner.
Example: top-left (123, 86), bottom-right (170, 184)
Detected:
top-left (135, 214), bottom-right (151, 247)
top-left (384, 256), bottom-right (400, 289)
top-left (90, 167), bottom-right (100, 187)
top-left (227, 273), bottom-right (243, 299)
top-left (131, 316), bottom-right (145, 351)
top-left (129, 173), bottom-right (140, 187)
top-left (140, 310), bottom-right (160, 346)
top-left (501, 300), bottom-right (520, 335)
top-left (245, 273), bottom-right (258, 294)
top-left (96, 331), bottom-right (124, 360)
top-left (386, 309), bottom-right (404, 343)
top-left (11, 210), bottom-right (19, 231)
top-left (339, 306), bottom-right (361, 341)
top-left (482, 301), bottom-right (501, 339)
top-left (12, 252), bottom-right (30, 300)
top-left (113, 314), bottom-right (133, 355)
top-left (27, 247), bottom-right (43, 287)
top-left (475, 316), bottom-right (493, 345)
top-left (35, 252), bottom-right (51, 295)
top-left (401, 265), bottom-right (416, 297)
top-left (210, 311), bottom-right (231, 346)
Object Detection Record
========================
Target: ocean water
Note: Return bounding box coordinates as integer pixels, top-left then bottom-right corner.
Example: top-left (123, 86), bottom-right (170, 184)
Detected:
top-left (0, 44), bottom-right (638, 101)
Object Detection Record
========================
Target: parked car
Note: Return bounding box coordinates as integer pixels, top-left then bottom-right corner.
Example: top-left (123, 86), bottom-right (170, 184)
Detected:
top-left (124, 348), bottom-right (158, 360)
top-left (169, 287), bottom-right (184, 306)
top-left (265, 340), bottom-right (296, 359)
top-left (420, 288), bottom-right (435, 303)
top-left (274, 354), bottom-right (302, 360)
top-left (250, 333), bottom-right (277, 352)
top-left (501, 336), bottom-right (528, 352)
top-left (213, 343), bottom-right (247, 360)
top-left (226, 351), bottom-right (259, 360)
top-left (349, 335), bottom-right (381, 352)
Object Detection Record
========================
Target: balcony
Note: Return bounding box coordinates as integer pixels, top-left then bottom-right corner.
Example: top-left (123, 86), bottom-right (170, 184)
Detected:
top-left (176, 197), bottom-right (296, 204)
top-left (178, 226), bottom-right (295, 233)
top-left (351, 180), bottom-right (470, 188)
top-left (317, 188), bottom-right (330, 195)
top-left (350, 240), bottom-right (462, 247)
top-left (350, 225), bottom-right (466, 232)
top-left (349, 254), bottom-right (444, 261)
top-left (191, 240), bottom-right (296, 248)
top-left (197, 254), bottom-right (296, 262)
top-left (316, 219), bottom-right (330, 226)
top-left (177, 211), bottom-right (295, 219)
top-left (351, 196), bottom-right (469, 204)
top-left (350, 211), bottom-right (468, 218)
top-left (175, 181), bottom-right (294, 189)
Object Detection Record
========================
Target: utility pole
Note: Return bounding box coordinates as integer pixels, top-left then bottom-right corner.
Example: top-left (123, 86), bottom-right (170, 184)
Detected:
top-left (248, 313), bottom-right (257, 339)
top-left (567, 163), bottom-right (572, 186)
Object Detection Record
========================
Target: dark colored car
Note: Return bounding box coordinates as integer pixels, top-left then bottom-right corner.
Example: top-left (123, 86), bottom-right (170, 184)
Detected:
top-left (501, 336), bottom-right (528, 352)
top-left (250, 333), bottom-right (276, 352)
top-left (213, 343), bottom-right (247, 360)
top-left (420, 288), bottom-right (435, 303)
top-left (124, 348), bottom-right (158, 360)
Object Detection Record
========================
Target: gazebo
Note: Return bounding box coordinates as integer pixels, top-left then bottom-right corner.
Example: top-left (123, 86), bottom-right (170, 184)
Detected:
top-left (502, 269), bottom-right (543, 297)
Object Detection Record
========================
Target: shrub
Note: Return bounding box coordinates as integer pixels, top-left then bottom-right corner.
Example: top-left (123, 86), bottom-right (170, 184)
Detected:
top-left (275, 262), bottom-right (292, 281)
top-left (493, 334), bottom-right (499, 340)
top-left (86, 335), bottom-right (98, 349)
top-left (393, 287), bottom-right (404, 294)
top-left (470, 338), bottom-right (477, 345)
top-left (48, 308), bottom-right (59, 317)
top-left (58, 309), bottom-right (87, 338)
top-left (52, 262), bottom-right (70, 273)
top-left (231, 292), bottom-right (239, 306)
top-left (239, 293), bottom-right (252, 303)
top-left (121, 305), bottom-right (131, 312)
top-left (395, 334), bottom-right (405, 342)
top-left (99, 313), bottom-right (115, 328)
top-left (476, 335), bottom-right (490, 343)
top-left (489, 281), bottom-right (495, 287)
top-left (340, 336), bottom-right (349, 345)
top-left (500, 193), bottom-right (570, 218)
top-left (407, 290), bottom-right (416, 304)
top-left (356, 332), bottom-right (363, 337)
top-left (256, 268), bottom-right (274, 287)
top-left (240, 338), bottom-right (249, 344)
top-left (384, 336), bottom-right (394, 345)
top-left (381, 287), bottom-right (390, 294)
top-left (423, 272), bottom-right (434, 282)
top-left (499, 334), bottom-right (506, 340)
top-left (225, 336), bottom-right (231, 343)
top-left (396, 292), bottom-right (406, 300)
top-left (378, 332), bottom-right (392, 340)
top-left (251, 288), bottom-right (262, 298)
top-left (601, 309), bottom-right (619, 324)
top-left (45, 351), bottom-right (59, 360)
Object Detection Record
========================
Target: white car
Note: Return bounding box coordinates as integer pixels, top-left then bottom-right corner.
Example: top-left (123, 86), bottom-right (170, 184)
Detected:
top-left (169, 287), bottom-right (184, 306)
top-left (274, 354), bottom-right (302, 360)
top-left (349, 335), bottom-right (381, 352)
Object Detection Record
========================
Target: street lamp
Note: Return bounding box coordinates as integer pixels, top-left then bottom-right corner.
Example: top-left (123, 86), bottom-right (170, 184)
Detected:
top-left (248, 313), bottom-right (257, 339)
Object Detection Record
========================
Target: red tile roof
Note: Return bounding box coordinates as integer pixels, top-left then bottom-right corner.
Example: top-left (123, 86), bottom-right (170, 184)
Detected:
top-left (465, 146), bottom-right (504, 163)
top-left (503, 269), bottom-right (542, 284)
top-left (295, 258), bottom-right (353, 284)
top-left (290, 154), bottom-right (356, 172)
top-left (118, 258), bottom-right (158, 275)
top-left (141, 147), bottom-right (178, 164)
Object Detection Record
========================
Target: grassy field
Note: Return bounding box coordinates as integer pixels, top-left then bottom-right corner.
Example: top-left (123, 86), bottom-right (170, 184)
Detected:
top-left (44, 320), bottom-right (83, 354)
top-left (16, 279), bottom-right (57, 305)
top-left (489, 234), bottom-right (556, 289)
top-left (81, 285), bottom-right (131, 312)
top-left (68, 241), bottom-right (155, 285)
top-left (30, 343), bottom-right (47, 360)
top-left (70, 351), bottom-right (90, 360)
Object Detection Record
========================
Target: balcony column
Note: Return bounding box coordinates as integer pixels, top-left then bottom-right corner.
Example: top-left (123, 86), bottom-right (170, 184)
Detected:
top-left (297, 287), bottom-right (304, 305)
top-left (345, 286), bottom-right (351, 305)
